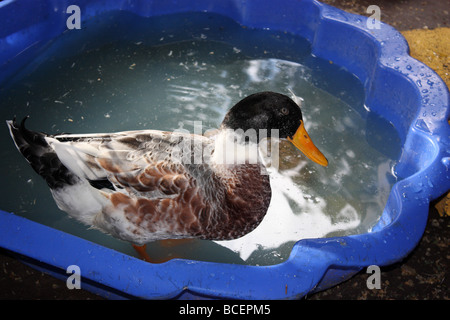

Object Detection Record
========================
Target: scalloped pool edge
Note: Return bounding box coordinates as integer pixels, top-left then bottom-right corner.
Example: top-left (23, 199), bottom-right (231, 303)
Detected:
top-left (0, 0), bottom-right (449, 299)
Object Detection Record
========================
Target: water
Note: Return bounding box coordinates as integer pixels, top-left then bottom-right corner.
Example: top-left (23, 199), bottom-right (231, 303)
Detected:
top-left (0, 11), bottom-right (400, 265)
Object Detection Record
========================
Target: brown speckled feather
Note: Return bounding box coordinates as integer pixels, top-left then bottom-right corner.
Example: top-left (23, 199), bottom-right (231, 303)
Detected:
top-left (42, 129), bottom-right (271, 244)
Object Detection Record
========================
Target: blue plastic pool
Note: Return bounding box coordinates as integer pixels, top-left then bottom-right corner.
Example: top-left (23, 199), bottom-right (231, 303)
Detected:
top-left (0, 0), bottom-right (449, 299)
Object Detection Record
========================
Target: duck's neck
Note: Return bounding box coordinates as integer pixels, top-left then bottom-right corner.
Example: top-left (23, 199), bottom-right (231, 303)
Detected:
top-left (210, 128), bottom-right (264, 167)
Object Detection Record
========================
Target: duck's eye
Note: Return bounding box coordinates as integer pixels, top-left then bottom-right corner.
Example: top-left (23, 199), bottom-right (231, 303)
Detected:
top-left (281, 107), bottom-right (289, 115)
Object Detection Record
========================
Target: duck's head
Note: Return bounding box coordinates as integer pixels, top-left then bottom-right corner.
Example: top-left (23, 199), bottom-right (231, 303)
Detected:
top-left (221, 91), bottom-right (328, 167)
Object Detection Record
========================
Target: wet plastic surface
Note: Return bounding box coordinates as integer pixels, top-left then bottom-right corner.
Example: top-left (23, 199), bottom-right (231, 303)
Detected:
top-left (0, 0), bottom-right (449, 299)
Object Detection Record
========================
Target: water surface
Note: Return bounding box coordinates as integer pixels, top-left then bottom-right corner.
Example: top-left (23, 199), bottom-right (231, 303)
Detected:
top-left (0, 12), bottom-right (400, 265)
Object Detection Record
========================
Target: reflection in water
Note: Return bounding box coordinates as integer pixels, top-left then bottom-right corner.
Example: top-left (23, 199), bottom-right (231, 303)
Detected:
top-left (216, 162), bottom-right (361, 262)
top-left (0, 12), bottom-right (399, 265)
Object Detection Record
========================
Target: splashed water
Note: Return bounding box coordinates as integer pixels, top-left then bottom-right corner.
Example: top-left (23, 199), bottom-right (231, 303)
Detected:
top-left (0, 11), bottom-right (400, 265)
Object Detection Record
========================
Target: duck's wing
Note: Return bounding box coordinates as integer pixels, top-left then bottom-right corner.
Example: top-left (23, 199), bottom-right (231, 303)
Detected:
top-left (44, 129), bottom-right (222, 242)
top-left (48, 129), bottom-right (212, 197)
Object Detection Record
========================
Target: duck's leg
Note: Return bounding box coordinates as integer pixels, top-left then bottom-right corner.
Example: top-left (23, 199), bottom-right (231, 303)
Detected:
top-left (132, 244), bottom-right (179, 263)
top-left (132, 244), bottom-right (153, 262)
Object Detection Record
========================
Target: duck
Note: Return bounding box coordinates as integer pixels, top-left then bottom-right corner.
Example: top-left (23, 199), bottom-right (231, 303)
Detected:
top-left (7, 91), bottom-right (328, 262)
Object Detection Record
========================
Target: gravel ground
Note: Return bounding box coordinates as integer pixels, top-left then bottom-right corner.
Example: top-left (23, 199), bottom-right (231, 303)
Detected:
top-left (0, 0), bottom-right (449, 300)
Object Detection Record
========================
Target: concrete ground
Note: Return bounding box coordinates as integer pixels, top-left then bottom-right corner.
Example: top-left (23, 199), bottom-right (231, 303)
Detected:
top-left (0, 0), bottom-right (448, 300)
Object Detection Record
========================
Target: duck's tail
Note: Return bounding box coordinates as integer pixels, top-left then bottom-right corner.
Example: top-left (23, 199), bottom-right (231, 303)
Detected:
top-left (6, 117), bottom-right (78, 189)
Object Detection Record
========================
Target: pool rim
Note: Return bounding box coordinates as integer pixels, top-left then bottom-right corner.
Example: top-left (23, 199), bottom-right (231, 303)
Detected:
top-left (0, 0), bottom-right (449, 299)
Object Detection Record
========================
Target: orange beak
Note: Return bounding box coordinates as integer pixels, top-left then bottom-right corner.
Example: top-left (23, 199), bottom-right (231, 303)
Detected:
top-left (287, 120), bottom-right (328, 167)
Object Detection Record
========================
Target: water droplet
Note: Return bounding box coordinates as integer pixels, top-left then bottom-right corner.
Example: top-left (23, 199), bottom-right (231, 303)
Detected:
top-left (413, 182), bottom-right (423, 193)
top-left (415, 119), bottom-right (430, 132)
top-left (422, 89), bottom-right (428, 93)
top-left (394, 57), bottom-right (401, 61)
top-left (442, 157), bottom-right (450, 170)
top-left (416, 80), bottom-right (422, 87)
top-left (427, 79), bottom-right (434, 86)
top-left (406, 65), bottom-right (412, 70)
